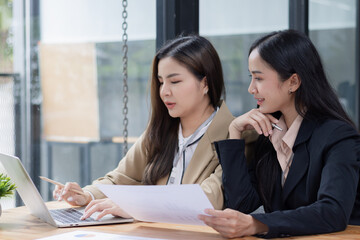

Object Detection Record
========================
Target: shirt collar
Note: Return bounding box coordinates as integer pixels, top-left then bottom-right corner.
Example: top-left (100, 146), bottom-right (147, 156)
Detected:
top-left (283, 114), bottom-right (303, 150)
top-left (270, 114), bottom-right (303, 151)
top-left (270, 114), bottom-right (303, 174)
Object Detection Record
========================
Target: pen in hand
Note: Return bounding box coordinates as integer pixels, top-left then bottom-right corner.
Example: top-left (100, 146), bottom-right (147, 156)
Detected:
top-left (39, 176), bottom-right (84, 195)
top-left (271, 123), bottom-right (283, 131)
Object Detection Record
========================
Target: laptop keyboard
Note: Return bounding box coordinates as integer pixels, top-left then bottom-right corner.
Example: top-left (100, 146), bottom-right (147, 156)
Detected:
top-left (50, 208), bottom-right (96, 224)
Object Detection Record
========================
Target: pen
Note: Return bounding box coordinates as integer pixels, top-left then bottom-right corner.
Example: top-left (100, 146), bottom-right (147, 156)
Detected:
top-left (39, 176), bottom-right (84, 195)
top-left (272, 123), bottom-right (283, 131)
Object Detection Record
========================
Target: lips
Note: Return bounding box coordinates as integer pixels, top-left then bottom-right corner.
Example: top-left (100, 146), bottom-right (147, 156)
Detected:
top-left (255, 97), bottom-right (265, 105)
top-left (165, 102), bottom-right (176, 109)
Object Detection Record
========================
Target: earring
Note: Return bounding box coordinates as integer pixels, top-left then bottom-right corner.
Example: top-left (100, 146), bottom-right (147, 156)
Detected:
top-left (288, 89), bottom-right (292, 95)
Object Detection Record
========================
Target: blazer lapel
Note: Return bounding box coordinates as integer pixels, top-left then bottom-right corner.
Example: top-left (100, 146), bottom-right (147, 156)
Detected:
top-left (282, 118), bottom-right (317, 202)
top-left (182, 101), bottom-right (234, 184)
top-left (282, 144), bottom-right (309, 201)
top-left (182, 133), bottom-right (213, 184)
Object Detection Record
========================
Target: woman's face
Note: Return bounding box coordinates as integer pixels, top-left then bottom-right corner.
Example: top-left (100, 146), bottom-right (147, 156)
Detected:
top-left (248, 48), bottom-right (294, 114)
top-left (158, 57), bottom-right (209, 120)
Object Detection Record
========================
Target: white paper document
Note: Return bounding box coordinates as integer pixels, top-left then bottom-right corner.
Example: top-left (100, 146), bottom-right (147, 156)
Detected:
top-left (97, 184), bottom-right (213, 225)
top-left (36, 230), bottom-right (165, 240)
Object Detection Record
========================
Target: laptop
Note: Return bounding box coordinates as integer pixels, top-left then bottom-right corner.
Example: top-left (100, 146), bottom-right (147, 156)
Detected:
top-left (0, 152), bottom-right (134, 227)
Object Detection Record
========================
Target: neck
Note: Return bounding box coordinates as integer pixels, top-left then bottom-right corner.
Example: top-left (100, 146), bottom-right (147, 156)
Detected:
top-left (180, 104), bottom-right (215, 138)
top-left (282, 105), bottom-right (299, 128)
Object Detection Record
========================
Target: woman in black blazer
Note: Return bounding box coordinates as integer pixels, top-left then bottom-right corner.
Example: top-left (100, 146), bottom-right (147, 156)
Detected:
top-left (199, 30), bottom-right (360, 238)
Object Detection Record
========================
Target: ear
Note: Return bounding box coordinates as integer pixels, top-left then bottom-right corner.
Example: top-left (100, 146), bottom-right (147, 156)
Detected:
top-left (288, 73), bottom-right (301, 92)
top-left (201, 77), bottom-right (209, 94)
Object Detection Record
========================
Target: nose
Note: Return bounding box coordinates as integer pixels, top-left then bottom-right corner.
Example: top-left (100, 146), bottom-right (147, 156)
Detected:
top-left (248, 80), bottom-right (256, 94)
top-left (160, 82), bottom-right (171, 97)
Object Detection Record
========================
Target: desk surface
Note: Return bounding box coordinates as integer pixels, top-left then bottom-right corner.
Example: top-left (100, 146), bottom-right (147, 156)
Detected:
top-left (0, 201), bottom-right (359, 240)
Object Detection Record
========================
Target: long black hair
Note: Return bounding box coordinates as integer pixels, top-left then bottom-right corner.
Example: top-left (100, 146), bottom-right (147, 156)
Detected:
top-left (250, 30), bottom-right (355, 211)
top-left (249, 29), bottom-right (354, 127)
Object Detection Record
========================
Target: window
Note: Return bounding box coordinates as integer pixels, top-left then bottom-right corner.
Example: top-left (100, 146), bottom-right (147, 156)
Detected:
top-left (38, 0), bottom-right (155, 199)
top-left (309, 0), bottom-right (357, 122)
top-left (200, 0), bottom-right (289, 116)
top-left (0, 0), bottom-right (16, 209)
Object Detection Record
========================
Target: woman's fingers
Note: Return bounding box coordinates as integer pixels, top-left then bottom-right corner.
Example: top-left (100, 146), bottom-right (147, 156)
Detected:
top-left (53, 182), bottom-right (88, 206)
top-left (248, 109), bottom-right (282, 136)
top-left (228, 108), bottom-right (283, 139)
top-left (230, 108), bottom-right (279, 139)
top-left (95, 209), bottom-right (111, 221)
top-left (199, 209), bottom-right (255, 238)
top-left (81, 198), bottom-right (129, 220)
top-left (246, 117), bottom-right (264, 135)
top-left (199, 209), bottom-right (240, 238)
top-left (81, 199), bottom-right (103, 220)
top-left (265, 113), bottom-right (280, 124)
top-left (53, 185), bottom-right (63, 200)
top-left (229, 109), bottom-right (259, 138)
top-left (62, 182), bottom-right (83, 195)
top-left (84, 198), bottom-right (101, 213)
top-left (250, 111), bottom-right (273, 136)
top-left (205, 208), bottom-right (240, 219)
top-left (199, 208), bottom-right (236, 228)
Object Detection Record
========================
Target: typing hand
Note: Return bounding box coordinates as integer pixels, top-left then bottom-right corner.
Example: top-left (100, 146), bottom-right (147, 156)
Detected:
top-left (53, 182), bottom-right (91, 206)
top-left (81, 198), bottom-right (131, 220)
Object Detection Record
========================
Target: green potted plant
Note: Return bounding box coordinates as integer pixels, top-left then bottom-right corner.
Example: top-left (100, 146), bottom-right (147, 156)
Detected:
top-left (0, 173), bottom-right (16, 216)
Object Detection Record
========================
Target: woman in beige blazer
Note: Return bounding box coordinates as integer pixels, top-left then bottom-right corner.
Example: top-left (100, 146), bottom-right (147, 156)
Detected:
top-left (53, 35), bottom-right (234, 219)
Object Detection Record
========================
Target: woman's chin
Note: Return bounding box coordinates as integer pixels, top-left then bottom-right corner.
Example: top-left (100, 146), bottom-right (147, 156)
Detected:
top-left (167, 110), bottom-right (180, 119)
top-left (258, 107), bottom-right (273, 114)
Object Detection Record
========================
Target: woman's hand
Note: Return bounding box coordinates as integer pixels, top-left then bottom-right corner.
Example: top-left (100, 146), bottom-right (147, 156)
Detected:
top-left (81, 198), bottom-right (132, 220)
top-left (53, 182), bottom-right (91, 206)
top-left (229, 109), bottom-right (279, 139)
top-left (198, 208), bottom-right (268, 238)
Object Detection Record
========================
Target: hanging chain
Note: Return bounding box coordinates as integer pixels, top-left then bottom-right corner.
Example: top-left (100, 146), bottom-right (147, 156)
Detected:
top-left (122, 0), bottom-right (129, 155)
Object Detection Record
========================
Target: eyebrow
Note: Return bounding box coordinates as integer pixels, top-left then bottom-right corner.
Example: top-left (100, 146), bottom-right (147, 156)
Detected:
top-left (158, 73), bottom-right (180, 79)
top-left (249, 70), bottom-right (264, 74)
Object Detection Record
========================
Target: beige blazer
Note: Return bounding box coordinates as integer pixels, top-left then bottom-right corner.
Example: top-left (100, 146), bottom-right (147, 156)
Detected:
top-left (83, 101), bottom-right (234, 209)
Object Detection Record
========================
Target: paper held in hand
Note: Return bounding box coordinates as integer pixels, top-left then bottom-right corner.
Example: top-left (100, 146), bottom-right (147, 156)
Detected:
top-left (97, 184), bottom-right (213, 226)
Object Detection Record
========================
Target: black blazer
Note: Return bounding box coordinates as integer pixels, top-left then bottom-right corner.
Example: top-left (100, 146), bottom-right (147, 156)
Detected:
top-left (215, 118), bottom-right (360, 238)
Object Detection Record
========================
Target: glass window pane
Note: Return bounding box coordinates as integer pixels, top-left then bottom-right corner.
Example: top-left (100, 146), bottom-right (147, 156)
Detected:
top-left (0, 0), bottom-right (13, 73)
top-left (200, 0), bottom-right (289, 116)
top-left (39, 0), bottom-right (155, 199)
top-left (309, 0), bottom-right (357, 121)
top-left (0, 0), bottom-right (16, 209)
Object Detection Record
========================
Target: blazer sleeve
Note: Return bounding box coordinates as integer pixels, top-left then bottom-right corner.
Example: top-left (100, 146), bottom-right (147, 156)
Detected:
top-left (214, 139), bottom-right (262, 213)
top-left (82, 134), bottom-right (147, 199)
top-left (252, 123), bottom-right (360, 238)
top-left (199, 163), bottom-right (224, 210)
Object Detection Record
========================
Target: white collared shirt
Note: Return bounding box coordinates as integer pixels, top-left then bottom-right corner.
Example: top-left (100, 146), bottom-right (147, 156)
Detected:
top-left (167, 110), bottom-right (217, 185)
